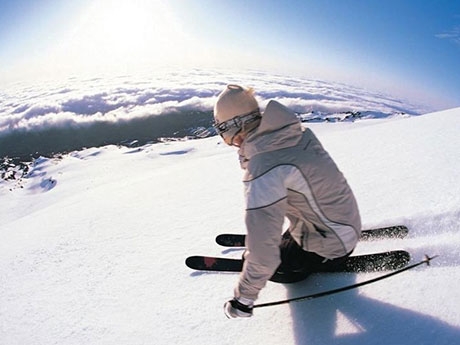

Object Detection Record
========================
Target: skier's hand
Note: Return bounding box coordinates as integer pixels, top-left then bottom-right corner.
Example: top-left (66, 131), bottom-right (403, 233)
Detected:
top-left (224, 297), bottom-right (254, 319)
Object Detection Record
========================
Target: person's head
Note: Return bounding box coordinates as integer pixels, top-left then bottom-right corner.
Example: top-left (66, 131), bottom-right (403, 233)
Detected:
top-left (213, 84), bottom-right (261, 147)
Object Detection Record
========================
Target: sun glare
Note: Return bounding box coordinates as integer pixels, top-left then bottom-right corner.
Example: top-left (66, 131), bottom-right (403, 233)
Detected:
top-left (57, 0), bottom-right (194, 74)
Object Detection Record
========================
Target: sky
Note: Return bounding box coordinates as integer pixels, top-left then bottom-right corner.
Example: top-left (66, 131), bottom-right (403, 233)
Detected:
top-left (0, 0), bottom-right (459, 110)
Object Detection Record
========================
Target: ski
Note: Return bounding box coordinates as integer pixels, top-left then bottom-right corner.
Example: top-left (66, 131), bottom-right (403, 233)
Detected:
top-left (185, 250), bottom-right (411, 276)
top-left (216, 225), bottom-right (408, 247)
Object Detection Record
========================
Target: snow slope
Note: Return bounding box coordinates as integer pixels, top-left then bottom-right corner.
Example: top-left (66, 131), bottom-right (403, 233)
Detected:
top-left (1, 107), bottom-right (460, 345)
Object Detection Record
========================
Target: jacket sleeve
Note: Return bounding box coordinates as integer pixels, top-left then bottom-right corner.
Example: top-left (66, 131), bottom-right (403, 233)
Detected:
top-left (235, 167), bottom-right (288, 301)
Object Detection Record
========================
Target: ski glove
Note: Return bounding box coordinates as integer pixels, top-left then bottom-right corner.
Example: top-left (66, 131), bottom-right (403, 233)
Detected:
top-left (224, 297), bottom-right (254, 319)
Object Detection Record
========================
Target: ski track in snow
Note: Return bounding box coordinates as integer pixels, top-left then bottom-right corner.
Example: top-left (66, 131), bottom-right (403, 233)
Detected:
top-left (1, 108), bottom-right (460, 345)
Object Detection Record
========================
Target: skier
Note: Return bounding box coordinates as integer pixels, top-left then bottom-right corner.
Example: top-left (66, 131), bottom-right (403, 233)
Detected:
top-left (213, 85), bottom-right (362, 318)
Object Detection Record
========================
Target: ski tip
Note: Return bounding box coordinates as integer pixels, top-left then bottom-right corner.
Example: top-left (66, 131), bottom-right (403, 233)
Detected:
top-left (424, 254), bottom-right (439, 266)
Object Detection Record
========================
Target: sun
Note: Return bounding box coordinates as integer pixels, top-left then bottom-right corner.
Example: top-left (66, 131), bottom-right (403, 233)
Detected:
top-left (86, 0), bottom-right (176, 54)
top-left (59, 0), bottom-right (194, 74)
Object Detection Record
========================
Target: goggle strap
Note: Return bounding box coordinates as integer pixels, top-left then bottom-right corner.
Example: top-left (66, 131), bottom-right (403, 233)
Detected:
top-left (214, 110), bottom-right (261, 135)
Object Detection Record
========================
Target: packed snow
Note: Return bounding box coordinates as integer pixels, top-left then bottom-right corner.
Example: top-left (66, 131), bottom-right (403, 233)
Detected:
top-left (1, 104), bottom-right (460, 344)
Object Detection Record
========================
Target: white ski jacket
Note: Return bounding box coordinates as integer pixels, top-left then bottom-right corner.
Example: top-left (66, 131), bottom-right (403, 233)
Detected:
top-left (236, 100), bottom-right (362, 300)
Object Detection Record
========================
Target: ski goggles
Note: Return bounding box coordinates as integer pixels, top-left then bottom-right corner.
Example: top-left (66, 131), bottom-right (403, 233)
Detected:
top-left (213, 110), bottom-right (261, 137)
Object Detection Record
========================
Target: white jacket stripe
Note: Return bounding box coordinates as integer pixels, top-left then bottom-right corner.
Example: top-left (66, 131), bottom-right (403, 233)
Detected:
top-left (244, 166), bottom-right (288, 210)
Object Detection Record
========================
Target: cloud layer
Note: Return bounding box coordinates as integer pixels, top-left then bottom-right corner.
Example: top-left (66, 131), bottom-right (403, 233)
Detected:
top-left (0, 69), bottom-right (428, 159)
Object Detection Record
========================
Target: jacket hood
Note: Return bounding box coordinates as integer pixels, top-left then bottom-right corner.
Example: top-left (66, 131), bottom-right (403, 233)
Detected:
top-left (239, 100), bottom-right (303, 162)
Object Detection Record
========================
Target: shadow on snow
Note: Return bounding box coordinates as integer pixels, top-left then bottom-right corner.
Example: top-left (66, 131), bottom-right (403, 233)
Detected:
top-left (285, 273), bottom-right (460, 345)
